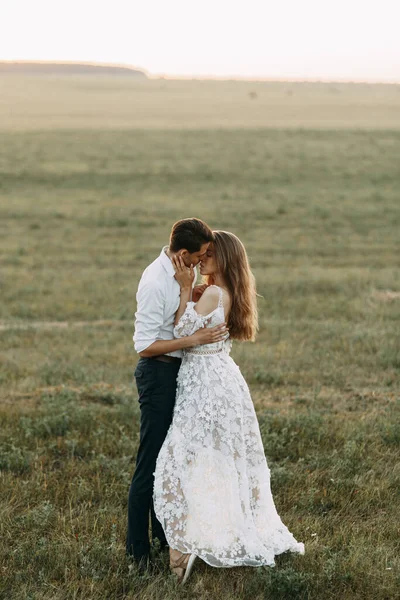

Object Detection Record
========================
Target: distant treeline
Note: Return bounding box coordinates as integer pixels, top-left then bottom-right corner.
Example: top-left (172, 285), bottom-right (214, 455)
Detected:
top-left (0, 62), bottom-right (147, 77)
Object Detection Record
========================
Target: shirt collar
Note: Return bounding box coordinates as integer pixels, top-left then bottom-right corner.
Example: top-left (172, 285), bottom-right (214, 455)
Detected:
top-left (159, 246), bottom-right (176, 277)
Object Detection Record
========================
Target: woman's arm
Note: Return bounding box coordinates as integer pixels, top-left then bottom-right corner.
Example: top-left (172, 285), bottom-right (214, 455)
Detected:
top-left (171, 255), bottom-right (195, 325)
top-left (174, 287), bottom-right (192, 326)
top-left (173, 286), bottom-right (228, 340)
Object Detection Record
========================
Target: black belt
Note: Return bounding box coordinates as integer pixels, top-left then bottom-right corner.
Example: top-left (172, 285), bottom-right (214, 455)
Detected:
top-left (153, 355), bottom-right (182, 364)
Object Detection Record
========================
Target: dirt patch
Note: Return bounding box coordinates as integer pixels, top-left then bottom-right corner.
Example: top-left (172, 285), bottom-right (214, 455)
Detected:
top-left (371, 289), bottom-right (400, 303)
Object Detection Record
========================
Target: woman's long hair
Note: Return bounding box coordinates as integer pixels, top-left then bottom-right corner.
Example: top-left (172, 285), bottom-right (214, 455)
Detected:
top-left (204, 231), bottom-right (258, 341)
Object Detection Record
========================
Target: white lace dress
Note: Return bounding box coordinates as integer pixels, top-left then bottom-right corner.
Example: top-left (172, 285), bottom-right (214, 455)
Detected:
top-left (153, 286), bottom-right (305, 567)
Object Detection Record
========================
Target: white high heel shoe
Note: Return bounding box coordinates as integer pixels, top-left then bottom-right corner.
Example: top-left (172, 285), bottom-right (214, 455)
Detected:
top-left (182, 554), bottom-right (197, 585)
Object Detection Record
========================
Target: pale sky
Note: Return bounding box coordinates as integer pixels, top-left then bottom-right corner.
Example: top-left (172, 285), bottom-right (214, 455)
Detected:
top-left (1, 0), bottom-right (400, 81)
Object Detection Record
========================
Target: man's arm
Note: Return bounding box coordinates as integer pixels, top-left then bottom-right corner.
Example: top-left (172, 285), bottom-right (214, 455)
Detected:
top-left (139, 336), bottom-right (193, 357)
top-left (140, 325), bottom-right (228, 357)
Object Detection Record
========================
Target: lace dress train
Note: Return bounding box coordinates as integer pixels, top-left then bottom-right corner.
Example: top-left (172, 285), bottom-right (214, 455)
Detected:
top-left (153, 287), bottom-right (304, 567)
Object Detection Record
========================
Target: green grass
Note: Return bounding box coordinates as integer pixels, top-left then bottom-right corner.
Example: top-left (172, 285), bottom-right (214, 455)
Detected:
top-left (0, 78), bottom-right (399, 599)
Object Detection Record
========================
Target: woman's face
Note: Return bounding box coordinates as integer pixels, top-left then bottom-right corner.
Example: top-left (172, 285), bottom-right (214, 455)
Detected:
top-left (199, 244), bottom-right (218, 276)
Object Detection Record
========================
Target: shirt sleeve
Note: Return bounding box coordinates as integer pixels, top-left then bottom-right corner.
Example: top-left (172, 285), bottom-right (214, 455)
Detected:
top-left (133, 280), bottom-right (165, 353)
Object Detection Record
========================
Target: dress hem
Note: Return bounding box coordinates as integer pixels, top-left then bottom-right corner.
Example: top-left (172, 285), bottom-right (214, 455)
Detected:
top-left (163, 534), bottom-right (305, 569)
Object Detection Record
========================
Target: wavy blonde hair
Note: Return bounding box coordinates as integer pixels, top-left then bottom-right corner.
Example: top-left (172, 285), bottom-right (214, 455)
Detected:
top-left (204, 231), bottom-right (258, 342)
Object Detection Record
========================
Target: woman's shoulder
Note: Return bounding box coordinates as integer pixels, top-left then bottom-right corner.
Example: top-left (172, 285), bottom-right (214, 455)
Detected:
top-left (194, 285), bottom-right (221, 316)
top-left (202, 285), bottom-right (229, 306)
top-left (203, 285), bottom-right (221, 298)
top-left (198, 285), bottom-right (231, 315)
top-left (205, 285), bottom-right (231, 303)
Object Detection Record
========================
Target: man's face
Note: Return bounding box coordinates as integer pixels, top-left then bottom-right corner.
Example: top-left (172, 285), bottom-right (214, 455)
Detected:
top-left (178, 242), bottom-right (210, 267)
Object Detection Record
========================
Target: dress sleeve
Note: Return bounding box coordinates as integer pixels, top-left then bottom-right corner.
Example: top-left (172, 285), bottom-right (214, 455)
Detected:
top-left (173, 302), bottom-right (210, 338)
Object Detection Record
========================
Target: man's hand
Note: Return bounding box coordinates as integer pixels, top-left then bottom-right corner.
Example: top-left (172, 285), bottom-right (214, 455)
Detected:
top-left (192, 284), bottom-right (208, 303)
top-left (172, 255), bottom-right (195, 290)
top-left (188, 323), bottom-right (228, 346)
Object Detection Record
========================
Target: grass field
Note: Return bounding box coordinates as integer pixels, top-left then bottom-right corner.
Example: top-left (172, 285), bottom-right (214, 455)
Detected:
top-left (0, 75), bottom-right (399, 599)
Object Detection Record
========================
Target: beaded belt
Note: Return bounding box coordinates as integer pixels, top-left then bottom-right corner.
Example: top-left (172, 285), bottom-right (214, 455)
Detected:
top-left (185, 347), bottom-right (225, 356)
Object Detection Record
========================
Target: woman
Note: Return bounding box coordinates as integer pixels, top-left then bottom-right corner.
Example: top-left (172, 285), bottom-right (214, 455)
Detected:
top-left (153, 231), bottom-right (304, 583)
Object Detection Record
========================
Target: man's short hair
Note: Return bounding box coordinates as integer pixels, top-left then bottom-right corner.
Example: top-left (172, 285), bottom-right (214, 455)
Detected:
top-left (169, 218), bottom-right (214, 253)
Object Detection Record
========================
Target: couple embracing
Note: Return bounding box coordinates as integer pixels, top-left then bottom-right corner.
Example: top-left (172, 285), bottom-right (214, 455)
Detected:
top-left (126, 218), bottom-right (304, 583)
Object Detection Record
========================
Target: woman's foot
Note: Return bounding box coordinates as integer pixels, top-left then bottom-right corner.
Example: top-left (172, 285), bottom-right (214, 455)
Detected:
top-left (169, 548), bottom-right (197, 584)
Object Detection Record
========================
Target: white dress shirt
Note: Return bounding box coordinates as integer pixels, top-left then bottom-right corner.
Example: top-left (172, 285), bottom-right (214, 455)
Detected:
top-left (133, 247), bottom-right (196, 358)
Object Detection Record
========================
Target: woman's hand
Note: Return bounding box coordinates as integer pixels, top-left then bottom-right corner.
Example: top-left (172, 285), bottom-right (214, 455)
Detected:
top-left (188, 323), bottom-right (228, 347)
top-left (172, 255), bottom-right (195, 290)
top-left (192, 284), bottom-right (208, 303)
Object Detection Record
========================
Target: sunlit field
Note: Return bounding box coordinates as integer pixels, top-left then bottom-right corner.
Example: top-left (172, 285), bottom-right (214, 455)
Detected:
top-left (0, 75), bottom-right (399, 599)
top-left (1, 75), bottom-right (400, 130)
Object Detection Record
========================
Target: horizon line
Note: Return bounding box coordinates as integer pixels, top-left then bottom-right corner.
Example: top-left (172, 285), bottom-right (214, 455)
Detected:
top-left (1, 59), bottom-right (399, 85)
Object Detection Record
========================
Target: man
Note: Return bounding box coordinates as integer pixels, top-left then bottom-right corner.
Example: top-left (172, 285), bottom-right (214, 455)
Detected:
top-left (126, 218), bottom-right (227, 569)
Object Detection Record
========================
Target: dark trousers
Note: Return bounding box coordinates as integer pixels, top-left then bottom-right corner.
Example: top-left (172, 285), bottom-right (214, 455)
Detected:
top-left (126, 357), bottom-right (181, 562)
